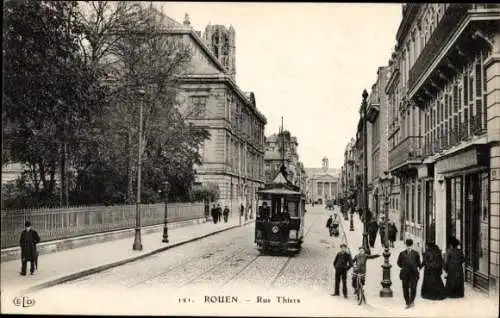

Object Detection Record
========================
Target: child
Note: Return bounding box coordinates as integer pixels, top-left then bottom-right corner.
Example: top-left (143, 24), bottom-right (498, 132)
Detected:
top-left (332, 243), bottom-right (353, 298)
top-left (352, 246), bottom-right (381, 294)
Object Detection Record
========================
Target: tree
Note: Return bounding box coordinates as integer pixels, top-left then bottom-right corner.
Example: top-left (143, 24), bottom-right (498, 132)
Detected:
top-left (3, 0), bottom-right (105, 207)
top-left (73, 3), bottom-right (209, 204)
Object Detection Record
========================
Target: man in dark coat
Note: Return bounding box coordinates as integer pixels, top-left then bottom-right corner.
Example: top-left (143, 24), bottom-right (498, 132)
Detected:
top-left (211, 204), bottom-right (218, 224)
top-left (332, 243), bottom-right (353, 298)
top-left (397, 238), bottom-right (423, 308)
top-left (240, 204), bottom-right (245, 217)
top-left (367, 218), bottom-right (379, 248)
top-left (216, 203), bottom-right (222, 223)
top-left (19, 221), bottom-right (40, 276)
top-left (223, 205), bottom-right (230, 223)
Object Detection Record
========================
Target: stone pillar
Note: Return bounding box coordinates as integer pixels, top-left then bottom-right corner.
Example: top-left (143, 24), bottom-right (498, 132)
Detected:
top-left (485, 40), bottom-right (500, 295)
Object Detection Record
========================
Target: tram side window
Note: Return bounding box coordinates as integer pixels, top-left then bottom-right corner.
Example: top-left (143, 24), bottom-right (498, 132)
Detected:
top-left (287, 201), bottom-right (298, 217)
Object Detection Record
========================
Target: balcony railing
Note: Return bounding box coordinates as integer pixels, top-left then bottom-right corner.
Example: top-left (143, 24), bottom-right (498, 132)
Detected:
top-left (408, 4), bottom-right (470, 92)
top-left (389, 136), bottom-right (423, 171)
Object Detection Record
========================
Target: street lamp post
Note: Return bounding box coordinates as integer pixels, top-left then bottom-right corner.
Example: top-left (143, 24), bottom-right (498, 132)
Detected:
top-left (162, 180), bottom-right (170, 243)
top-left (133, 88), bottom-right (146, 251)
top-left (379, 170), bottom-right (394, 298)
top-left (361, 89), bottom-right (371, 255)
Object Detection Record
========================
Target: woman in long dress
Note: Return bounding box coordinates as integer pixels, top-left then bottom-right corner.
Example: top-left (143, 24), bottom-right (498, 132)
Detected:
top-left (444, 236), bottom-right (465, 298)
top-left (421, 242), bottom-right (446, 300)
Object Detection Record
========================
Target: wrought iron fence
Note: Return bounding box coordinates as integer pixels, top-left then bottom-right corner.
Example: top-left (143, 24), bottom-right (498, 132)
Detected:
top-left (1, 202), bottom-right (204, 249)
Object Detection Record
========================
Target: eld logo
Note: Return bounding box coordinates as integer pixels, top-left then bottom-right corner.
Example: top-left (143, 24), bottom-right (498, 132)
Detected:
top-left (13, 296), bottom-right (36, 308)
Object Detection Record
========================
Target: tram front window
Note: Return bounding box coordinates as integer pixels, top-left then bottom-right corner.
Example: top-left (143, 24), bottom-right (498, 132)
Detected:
top-left (258, 201), bottom-right (271, 220)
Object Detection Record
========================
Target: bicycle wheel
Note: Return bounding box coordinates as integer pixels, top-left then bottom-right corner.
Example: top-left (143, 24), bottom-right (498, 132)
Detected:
top-left (357, 288), bottom-right (363, 305)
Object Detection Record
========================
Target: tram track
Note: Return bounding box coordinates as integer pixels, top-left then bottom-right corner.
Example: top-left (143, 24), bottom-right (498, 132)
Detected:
top-left (268, 213), bottom-right (321, 289)
top-left (212, 213), bottom-right (323, 291)
top-left (128, 243), bottom-right (249, 288)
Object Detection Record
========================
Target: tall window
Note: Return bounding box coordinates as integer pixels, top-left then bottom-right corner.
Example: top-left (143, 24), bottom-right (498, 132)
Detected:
top-left (190, 96), bottom-right (207, 119)
top-left (417, 183), bottom-right (422, 224)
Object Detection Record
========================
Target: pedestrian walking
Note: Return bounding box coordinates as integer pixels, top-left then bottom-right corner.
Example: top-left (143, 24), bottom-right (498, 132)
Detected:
top-left (240, 203), bottom-right (245, 218)
top-left (367, 218), bottom-right (379, 248)
top-left (397, 238), bottom-right (423, 309)
top-left (211, 204), bottom-right (218, 224)
top-left (388, 221), bottom-right (398, 248)
top-left (216, 203), bottom-right (222, 224)
top-left (444, 236), bottom-right (465, 298)
top-left (223, 205), bottom-right (230, 223)
top-left (204, 200), bottom-right (210, 221)
top-left (379, 220), bottom-right (387, 248)
top-left (421, 241), bottom-right (446, 300)
top-left (332, 243), bottom-right (353, 298)
top-left (19, 221), bottom-right (40, 276)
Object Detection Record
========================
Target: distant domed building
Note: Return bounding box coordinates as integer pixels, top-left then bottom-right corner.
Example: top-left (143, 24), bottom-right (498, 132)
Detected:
top-left (304, 157), bottom-right (340, 204)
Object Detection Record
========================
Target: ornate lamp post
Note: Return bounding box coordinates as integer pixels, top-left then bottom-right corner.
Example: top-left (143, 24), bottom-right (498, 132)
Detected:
top-left (133, 88), bottom-right (146, 251)
top-left (379, 170), bottom-right (394, 298)
top-left (162, 180), bottom-right (170, 243)
top-left (361, 89), bottom-right (371, 255)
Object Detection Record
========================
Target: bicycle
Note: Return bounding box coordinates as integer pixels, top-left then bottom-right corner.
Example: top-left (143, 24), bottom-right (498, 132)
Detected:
top-left (352, 272), bottom-right (366, 305)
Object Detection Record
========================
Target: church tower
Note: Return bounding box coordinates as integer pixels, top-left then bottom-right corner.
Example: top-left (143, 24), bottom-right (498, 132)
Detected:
top-left (203, 23), bottom-right (236, 79)
top-left (322, 157), bottom-right (329, 172)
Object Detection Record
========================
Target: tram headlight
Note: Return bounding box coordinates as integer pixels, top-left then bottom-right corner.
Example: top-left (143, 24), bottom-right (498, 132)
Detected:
top-left (289, 230), bottom-right (297, 239)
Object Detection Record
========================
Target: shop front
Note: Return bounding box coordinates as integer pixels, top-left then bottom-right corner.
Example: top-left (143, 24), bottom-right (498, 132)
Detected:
top-left (436, 145), bottom-right (490, 292)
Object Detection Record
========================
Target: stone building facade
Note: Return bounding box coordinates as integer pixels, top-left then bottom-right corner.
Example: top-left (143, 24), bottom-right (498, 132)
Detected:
top-left (263, 131), bottom-right (305, 189)
top-left (387, 3), bottom-right (499, 294)
top-left (367, 66), bottom-right (392, 221)
top-left (168, 14), bottom-right (267, 213)
top-left (305, 157), bottom-right (340, 204)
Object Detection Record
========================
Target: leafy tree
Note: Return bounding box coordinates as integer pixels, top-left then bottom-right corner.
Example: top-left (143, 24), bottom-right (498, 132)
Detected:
top-left (3, 0), bottom-right (105, 206)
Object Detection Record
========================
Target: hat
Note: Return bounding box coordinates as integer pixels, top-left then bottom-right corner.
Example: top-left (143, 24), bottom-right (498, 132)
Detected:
top-left (405, 238), bottom-right (413, 246)
top-left (340, 243), bottom-right (347, 248)
top-left (25, 221), bottom-right (31, 227)
top-left (448, 236), bottom-right (460, 248)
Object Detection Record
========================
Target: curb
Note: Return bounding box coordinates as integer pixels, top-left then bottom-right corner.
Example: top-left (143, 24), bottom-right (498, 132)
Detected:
top-left (21, 221), bottom-right (253, 294)
top-left (1, 218), bottom-right (208, 263)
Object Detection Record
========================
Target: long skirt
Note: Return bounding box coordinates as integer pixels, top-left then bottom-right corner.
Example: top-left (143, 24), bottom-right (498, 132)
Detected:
top-left (421, 268), bottom-right (446, 300)
top-left (445, 271), bottom-right (465, 298)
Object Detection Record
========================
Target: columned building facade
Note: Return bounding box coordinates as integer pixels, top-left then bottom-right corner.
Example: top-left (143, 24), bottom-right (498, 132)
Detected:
top-left (305, 157), bottom-right (340, 204)
top-left (388, 3), bottom-right (500, 294)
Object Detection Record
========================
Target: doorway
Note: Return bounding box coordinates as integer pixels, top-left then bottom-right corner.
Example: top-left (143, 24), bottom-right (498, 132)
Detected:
top-left (463, 171), bottom-right (489, 291)
top-left (425, 180), bottom-right (435, 243)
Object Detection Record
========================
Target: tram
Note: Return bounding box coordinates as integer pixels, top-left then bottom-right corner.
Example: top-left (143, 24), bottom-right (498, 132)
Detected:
top-left (255, 166), bottom-right (306, 255)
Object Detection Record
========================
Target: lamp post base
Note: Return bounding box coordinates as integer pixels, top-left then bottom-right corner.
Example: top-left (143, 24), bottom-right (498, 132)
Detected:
top-left (132, 228), bottom-right (143, 251)
top-left (379, 247), bottom-right (393, 298)
top-left (162, 225), bottom-right (169, 243)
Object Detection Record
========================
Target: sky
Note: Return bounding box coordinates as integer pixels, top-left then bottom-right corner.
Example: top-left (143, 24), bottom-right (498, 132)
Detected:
top-left (159, 2), bottom-right (402, 169)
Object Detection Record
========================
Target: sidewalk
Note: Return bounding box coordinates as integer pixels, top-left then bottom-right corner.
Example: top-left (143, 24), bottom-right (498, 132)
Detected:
top-left (339, 211), bottom-right (498, 317)
top-left (1, 216), bottom-right (254, 295)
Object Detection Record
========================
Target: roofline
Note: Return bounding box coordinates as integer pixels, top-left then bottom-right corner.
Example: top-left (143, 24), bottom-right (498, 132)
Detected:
top-left (177, 75), bottom-right (267, 124)
top-left (157, 26), bottom-right (228, 74)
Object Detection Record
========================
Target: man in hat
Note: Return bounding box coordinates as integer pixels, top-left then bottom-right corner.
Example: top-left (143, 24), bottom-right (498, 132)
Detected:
top-left (19, 221), bottom-right (41, 276)
top-left (397, 238), bottom-right (423, 308)
top-left (332, 243), bottom-right (353, 298)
